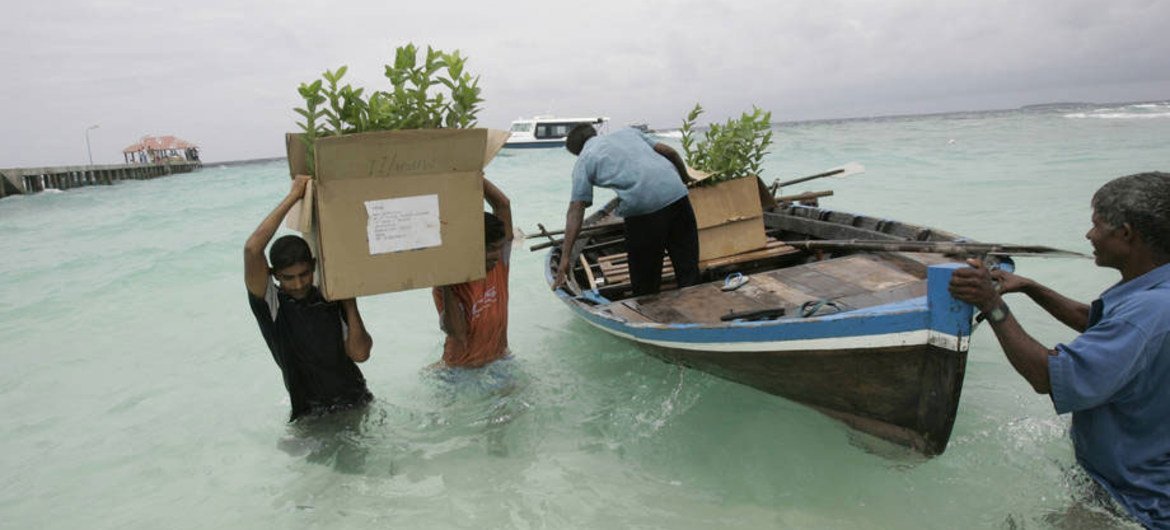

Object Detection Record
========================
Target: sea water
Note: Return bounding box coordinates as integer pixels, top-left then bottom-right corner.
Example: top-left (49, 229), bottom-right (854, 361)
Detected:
top-left (1, 102), bottom-right (1168, 529)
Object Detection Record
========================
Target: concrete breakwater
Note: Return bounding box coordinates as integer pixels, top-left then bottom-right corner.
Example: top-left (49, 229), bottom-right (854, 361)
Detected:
top-left (0, 161), bottom-right (201, 199)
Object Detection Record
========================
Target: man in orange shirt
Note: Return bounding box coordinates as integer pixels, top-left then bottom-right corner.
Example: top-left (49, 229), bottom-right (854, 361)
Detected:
top-left (433, 178), bottom-right (512, 368)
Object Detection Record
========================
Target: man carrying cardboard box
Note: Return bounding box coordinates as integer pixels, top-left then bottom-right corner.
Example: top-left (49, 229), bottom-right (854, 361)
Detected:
top-left (553, 124), bottom-right (700, 296)
top-left (433, 178), bottom-right (514, 368)
top-left (244, 175), bottom-right (374, 422)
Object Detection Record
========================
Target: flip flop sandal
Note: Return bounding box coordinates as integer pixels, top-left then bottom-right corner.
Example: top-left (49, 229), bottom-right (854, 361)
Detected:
top-left (721, 272), bottom-right (750, 291)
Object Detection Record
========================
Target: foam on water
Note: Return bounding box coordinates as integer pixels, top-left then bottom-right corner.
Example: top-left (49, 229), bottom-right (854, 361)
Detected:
top-left (1063, 101), bottom-right (1170, 119)
top-left (1, 107), bottom-right (1167, 528)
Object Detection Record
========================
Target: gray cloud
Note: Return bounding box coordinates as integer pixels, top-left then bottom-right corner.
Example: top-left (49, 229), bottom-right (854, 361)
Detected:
top-left (2, 0), bottom-right (1167, 165)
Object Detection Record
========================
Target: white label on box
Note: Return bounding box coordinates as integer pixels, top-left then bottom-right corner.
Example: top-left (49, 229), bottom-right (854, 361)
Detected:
top-left (364, 195), bottom-right (442, 254)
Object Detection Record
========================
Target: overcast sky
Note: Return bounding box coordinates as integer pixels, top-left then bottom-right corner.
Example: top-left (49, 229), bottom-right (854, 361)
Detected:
top-left (3, 0), bottom-right (1168, 165)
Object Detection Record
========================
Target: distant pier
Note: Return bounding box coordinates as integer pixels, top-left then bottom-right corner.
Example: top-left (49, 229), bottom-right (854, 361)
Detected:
top-left (0, 160), bottom-right (201, 199)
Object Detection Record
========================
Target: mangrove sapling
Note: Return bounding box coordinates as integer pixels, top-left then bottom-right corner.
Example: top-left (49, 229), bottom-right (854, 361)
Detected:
top-left (293, 80), bottom-right (327, 175)
top-left (321, 66), bottom-right (349, 136)
top-left (292, 43), bottom-right (486, 173)
top-left (680, 103), bottom-right (774, 186)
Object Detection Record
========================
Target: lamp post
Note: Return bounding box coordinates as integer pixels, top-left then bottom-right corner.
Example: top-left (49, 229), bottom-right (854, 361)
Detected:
top-left (85, 124), bottom-right (100, 166)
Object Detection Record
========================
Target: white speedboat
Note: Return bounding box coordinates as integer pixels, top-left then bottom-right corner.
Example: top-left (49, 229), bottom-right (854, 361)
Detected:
top-left (651, 129), bottom-right (684, 140)
top-left (504, 116), bottom-right (608, 149)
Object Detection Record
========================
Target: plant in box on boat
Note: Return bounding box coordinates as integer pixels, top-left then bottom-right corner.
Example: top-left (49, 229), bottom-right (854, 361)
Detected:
top-left (286, 44), bottom-right (508, 300)
top-left (678, 103), bottom-right (776, 261)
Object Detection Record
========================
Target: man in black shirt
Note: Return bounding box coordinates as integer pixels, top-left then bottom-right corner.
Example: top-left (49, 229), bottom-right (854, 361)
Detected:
top-left (244, 175), bottom-right (374, 421)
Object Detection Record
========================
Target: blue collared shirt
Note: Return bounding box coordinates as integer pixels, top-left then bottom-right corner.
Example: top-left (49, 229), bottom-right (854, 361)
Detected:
top-left (570, 128), bottom-right (688, 218)
top-left (1050, 262), bottom-right (1170, 528)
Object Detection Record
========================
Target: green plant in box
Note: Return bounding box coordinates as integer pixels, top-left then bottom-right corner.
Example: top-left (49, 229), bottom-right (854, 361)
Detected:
top-left (680, 103), bottom-right (774, 186)
top-left (292, 43), bottom-right (485, 175)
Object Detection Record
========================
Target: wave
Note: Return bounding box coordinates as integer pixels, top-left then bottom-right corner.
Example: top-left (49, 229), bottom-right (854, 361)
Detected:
top-left (1063, 102), bottom-right (1170, 119)
top-left (1064, 111), bottom-right (1170, 119)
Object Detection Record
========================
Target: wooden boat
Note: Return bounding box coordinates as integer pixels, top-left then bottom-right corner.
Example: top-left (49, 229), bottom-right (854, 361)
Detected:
top-left (539, 197), bottom-right (986, 456)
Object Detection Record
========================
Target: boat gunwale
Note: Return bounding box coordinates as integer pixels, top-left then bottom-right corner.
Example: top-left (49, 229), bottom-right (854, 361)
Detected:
top-left (540, 198), bottom-right (975, 348)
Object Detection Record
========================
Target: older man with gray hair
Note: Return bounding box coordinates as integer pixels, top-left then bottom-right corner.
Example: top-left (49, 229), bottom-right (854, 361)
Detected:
top-left (949, 171), bottom-right (1170, 528)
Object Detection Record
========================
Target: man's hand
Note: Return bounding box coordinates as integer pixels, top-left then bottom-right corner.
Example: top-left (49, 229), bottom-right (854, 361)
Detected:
top-left (289, 174), bottom-right (311, 200)
top-left (991, 268), bottom-right (1031, 294)
top-left (948, 258), bottom-right (1003, 312)
top-left (552, 261), bottom-right (570, 291)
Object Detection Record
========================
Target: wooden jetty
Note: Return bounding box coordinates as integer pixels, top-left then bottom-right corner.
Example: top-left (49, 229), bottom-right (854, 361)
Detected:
top-left (0, 160), bottom-right (201, 199)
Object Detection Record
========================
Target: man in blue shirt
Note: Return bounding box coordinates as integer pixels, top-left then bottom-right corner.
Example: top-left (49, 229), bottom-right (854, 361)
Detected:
top-left (950, 171), bottom-right (1170, 528)
top-left (552, 125), bottom-right (700, 296)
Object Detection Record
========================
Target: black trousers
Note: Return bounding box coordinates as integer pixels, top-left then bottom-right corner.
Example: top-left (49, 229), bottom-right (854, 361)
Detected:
top-left (623, 196), bottom-right (701, 296)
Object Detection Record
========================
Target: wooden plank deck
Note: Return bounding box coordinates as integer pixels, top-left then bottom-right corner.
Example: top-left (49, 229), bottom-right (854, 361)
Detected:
top-left (603, 253), bottom-right (930, 325)
top-left (589, 238), bottom-right (801, 295)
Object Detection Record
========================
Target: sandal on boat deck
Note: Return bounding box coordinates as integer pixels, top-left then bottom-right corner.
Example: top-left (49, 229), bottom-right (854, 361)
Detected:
top-left (721, 273), bottom-right (750, 291)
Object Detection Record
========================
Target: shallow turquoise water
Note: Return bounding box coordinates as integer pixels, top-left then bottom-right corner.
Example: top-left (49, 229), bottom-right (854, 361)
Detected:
top-left (1, 103), bottom-right (1168, 528)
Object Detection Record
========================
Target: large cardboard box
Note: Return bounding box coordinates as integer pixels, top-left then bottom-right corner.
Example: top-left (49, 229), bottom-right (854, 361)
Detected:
top-left (686, 173), bottom-right (770, 262)
top-left (285, 128), bottom-right (507, 300)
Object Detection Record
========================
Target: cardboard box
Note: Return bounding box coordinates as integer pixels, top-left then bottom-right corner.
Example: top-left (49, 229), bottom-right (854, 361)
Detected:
top-left (686, 173), bottom-right (769, 261)
top-left (285, 128), bottom-right (508, 300)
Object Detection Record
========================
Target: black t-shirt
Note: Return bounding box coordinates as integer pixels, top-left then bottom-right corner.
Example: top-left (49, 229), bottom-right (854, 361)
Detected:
top-left (248, 281), bottom-right (372, 421)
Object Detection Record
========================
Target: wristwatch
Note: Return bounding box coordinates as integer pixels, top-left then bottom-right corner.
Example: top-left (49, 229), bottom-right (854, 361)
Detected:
top-left (985, 303), bottom-right (1010, 324)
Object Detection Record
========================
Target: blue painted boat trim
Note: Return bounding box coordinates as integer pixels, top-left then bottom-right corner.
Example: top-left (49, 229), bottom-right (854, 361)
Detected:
top-left (548, 259), bottom-right (975, 347)
top-left (926, 264), bottom-right (973, 337)
top-left (579, 300), bottom-right (928, 344)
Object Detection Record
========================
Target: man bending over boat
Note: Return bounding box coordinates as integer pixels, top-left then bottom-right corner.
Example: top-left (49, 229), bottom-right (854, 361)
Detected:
top-left (554, 124), bottom-right (700, 296)
top-left (244, 175), bottom-right (374, 422)
top-left (949, 172), bottom-right (1170, 528)
top-left (433, 178), bottom-right (513, 368)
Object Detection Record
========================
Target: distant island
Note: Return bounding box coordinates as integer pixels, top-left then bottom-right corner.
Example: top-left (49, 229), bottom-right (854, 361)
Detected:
top-left (1018, 102), bottom-right (1096, 110)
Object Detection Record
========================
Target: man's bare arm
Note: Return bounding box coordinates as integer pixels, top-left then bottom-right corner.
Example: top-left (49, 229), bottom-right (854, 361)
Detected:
top-left (654, 143), bottom-right (690, 184)
top-left (244, 176), bottom-right (310, 298)
top-left (951, 259), bottom-right (1056, 393)
top-left (339, 299), bottom-right (372, 362)
top-left (999, 271), bottom-right (1091, 332)
top-left (437, 286), bottom-right (470, 347)
top-left (552, 201), bottom-right (587, 290)
top-left (483, 178), bottom-right (513, 242)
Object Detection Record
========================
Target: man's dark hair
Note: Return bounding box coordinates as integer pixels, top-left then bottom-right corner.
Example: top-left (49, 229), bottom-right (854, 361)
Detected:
top-left (566, 124), bottom-right (597, 155)
top-left (484, 212), bottom-right (505, 245)
top-left (1092, 171), bottom-right (1170, 258)
top-left (269, 235), bottom-right (314, 271)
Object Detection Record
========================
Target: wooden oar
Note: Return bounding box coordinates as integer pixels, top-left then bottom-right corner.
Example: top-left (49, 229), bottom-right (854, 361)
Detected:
top-left (785, 239), bottom-right (1087, 258)
top-left (771, 162), bottom-right (865, 193)
top-left (523, 221), bottom-right (622, 240)
top-left (776, 190), bottom-right (833, 203)
top-left (528, 223), bottom-right (626, 252)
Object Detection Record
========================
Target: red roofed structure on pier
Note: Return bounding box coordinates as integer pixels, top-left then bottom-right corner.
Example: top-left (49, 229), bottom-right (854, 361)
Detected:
top-left (122, 135), bottom-right (200, 164)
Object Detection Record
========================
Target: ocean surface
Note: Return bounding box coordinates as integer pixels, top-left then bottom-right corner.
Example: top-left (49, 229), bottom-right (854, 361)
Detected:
top-left (2, 101), bottom-right (1167, 529)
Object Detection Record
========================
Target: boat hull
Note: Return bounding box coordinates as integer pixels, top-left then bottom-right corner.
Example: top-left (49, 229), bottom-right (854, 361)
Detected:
top-left (542, 201), bottom-right (977, 456)
top-left (642, 342), bottom-right (965, 455)
top-left (558, 276), bottom-right (970, 455)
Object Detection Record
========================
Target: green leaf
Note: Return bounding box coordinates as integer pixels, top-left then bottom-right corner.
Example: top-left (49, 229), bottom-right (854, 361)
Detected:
top-left (293, 43), bottom-right (483, 134)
